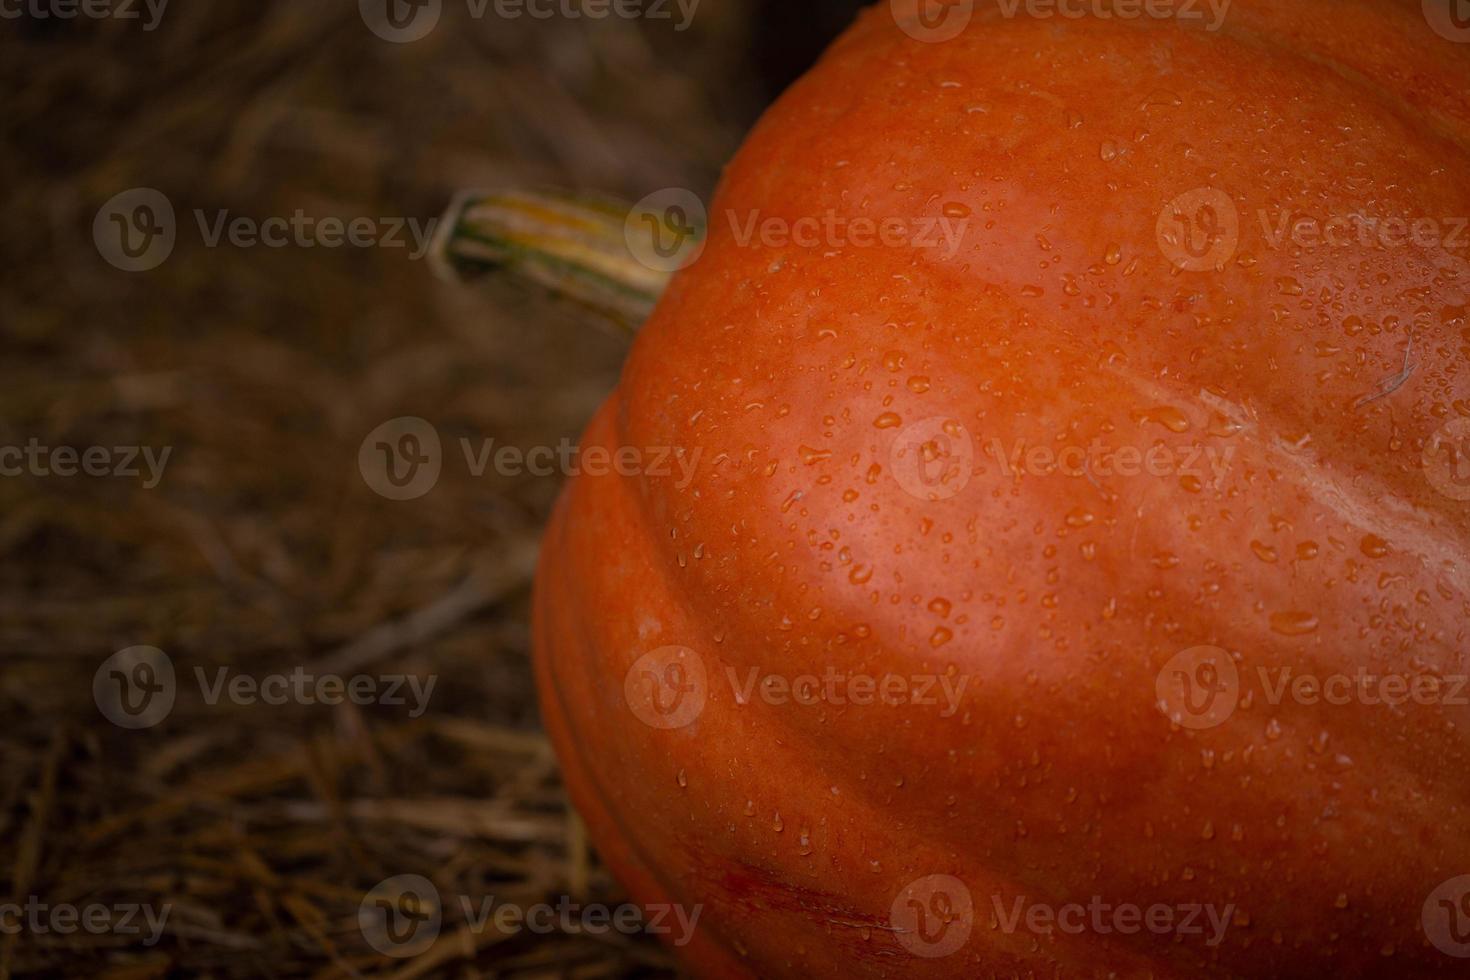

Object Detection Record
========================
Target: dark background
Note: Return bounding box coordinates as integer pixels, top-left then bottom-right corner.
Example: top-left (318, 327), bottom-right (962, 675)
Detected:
top-left (0, 1), bottom-right (867, 977)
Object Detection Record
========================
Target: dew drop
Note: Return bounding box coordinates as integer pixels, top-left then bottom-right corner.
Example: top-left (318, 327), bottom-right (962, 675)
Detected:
top-left (1270, 611), bottom-right (1320, 636)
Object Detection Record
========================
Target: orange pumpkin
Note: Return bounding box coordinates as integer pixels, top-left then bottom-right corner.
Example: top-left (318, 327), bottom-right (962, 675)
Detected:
top-left (531, 1), bottom-right (1470, 975)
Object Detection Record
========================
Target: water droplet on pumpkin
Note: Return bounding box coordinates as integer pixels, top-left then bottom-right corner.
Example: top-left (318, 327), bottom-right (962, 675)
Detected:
top-left (873, 412), bottom-right (903, 429)
top-left (942, 202), bottom-right (971, 219)
top-left (928, 597), bottom-right (952, 618)
top-left (1360, 534), bottom-right (1389, 558)
top-left (907, 375), bottom-right (931, 393)
top-left (929, 626), bottom-right (953, 648)
top-left (800, 446), bottom-right (832, 465)
top-left (1064, 507), bottom-right (1095, 528)
top-left (1133, 406), bottom-right (1191, 432)
top-left (1251, 540), bottom-right (1279, 563)
top-left (1270, 611), bottom-right (1320, 636)
top-left (676, 769), bottom-right (688, 787)
top-left (849, 564), bottom-right (874, 585)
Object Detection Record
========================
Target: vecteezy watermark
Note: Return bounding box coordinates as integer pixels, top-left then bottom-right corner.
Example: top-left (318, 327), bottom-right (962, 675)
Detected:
top-left (0, 898), bottom-right (171, 946)
top-left (996, 0), bottom-right (1230, 29)
top-left (358, 417), bottom-right (442, 501)
top-left (358, 416), bottom-right (703, 501)
top-left (1424, 875), bottom-right (1470, 957)
top-left (1156, 644), bottom-right (1470, 731)
top-left (725, 209), bottom-right (969, 259)
top-left (624, 188), bottom-right (706, 273)
top-left (94, 646), bottom-right (176, 730)
top-left (890, 0), bottom-right (1229, 42)
top-left (1257, 210), bottom-right (1469, 251)
top-left (1424, 0), bottom-right (1470, 43)
top-left (621, 646), bottom-right (970, 729)
top-left (1424, 418), bottom-right (1470, 501)
top-left (1157, 187), bottom-right (1240, 272)
top-left (0, 439), bottom-right (171, 488)
top-left (359, 875), bottom-right (702, 957)
top-left (891, 875), bottom-right (973, 958)
top-left (1, 0), bottom-right (168, 30)
top-left (989, 437), bottom-right (1234, 484)
top-left (890, 0), bottom-right (974, 43)
top-left (886, 417), bottom-right (1236, 503)
top-left (624, 646), bottom-right (708, 730)
top-left (94, 647), bottom-right (437, 729)
top-left (94, 188), bottom-right (176, 272)
top-left (889, 417), bottom-right (976, 502)
top-left (94, 188), bottom-right (438, 272)
top-left (991, 894), bottom-right (1235, 947)
top-left (726, 667), bottom-right (970, 718)
top-left (360, 0), bottom-right (699, 42)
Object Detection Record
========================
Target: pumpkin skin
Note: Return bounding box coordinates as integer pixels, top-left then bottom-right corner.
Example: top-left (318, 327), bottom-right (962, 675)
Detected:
top-left (533, 1), bottom-right (1470, 976)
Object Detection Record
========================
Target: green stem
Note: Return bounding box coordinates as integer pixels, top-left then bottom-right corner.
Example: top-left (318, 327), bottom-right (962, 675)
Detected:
top-left (431, 188), bottom-right (682, 331)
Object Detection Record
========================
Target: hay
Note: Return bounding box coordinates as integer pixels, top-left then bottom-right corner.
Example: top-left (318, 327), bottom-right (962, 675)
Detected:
top-left (0, 1), bottom-right (784, 974)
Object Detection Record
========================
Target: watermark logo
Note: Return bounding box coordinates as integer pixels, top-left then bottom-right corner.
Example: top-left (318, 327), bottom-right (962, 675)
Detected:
top-left (94, 188), bottom-right (175, 272)
top-left (624, 646), bottom-right (708, 729)
top-left (990, 436), bottom-right (1233, 485)
top-left (359, 420), bottom-right (703, 500)
top-left (727, 668), bottom-right (969, 717)
top-left (890, 417), bottom-right (975, 502)
top-left (725, 209), bottom-right (968, 257)
top-left (359, 417), bottom-right (443, 501)
top-left (94, 646), bottom-right (176, 730)
top-left (95, 650), bottom-right (437, 728)
top-left (1424, 418), bottom-right (1470, 501)
top-left (992, 894), bottom-right (1233, 946)
top-left (460, 436), bottom-right (701, 487)
top-left (96, 188), bottom-right (439, 271)
top-left (1424, 875), bottom-right (1470, 957)
top-left (2, 0), bottom-right (169, 30)
top-left (194, 667), bottom-right (436, 718)
top-left (360, 0), bottom-right (441, 42)
top-left (1157, 187), bottom-right (1239, 272)
top-left (891, 875), bottom-right (973, 958)
top-left (1257, 210), bottom-right (1468, 251)
top-left (0, 898), bottom-right (171, 946)
top-left (360, 0), bottom-right (698, 40)
top-left (1425, 0), bottom-right (1470, 42)
top-left (361, 875), bottom-right (442, 957)
top-left (1157, 644), bottom-right (1469, 731)
top-left (1156, 645), bottom-right (1239, 730)
top-left (891, 0), bottom-right (974, 42)
top-left (0, 440), bottom-right (172, 487)
top-left (359, 879), bottom-right (701, 952)
top-left (993, 0), bottom-right (1230, 29)
top-left (624, 188), bottom-right (706, 273)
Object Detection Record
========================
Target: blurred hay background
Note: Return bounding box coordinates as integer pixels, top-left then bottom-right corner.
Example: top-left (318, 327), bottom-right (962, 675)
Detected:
top-left (0, 1), bottom-right (864, 976)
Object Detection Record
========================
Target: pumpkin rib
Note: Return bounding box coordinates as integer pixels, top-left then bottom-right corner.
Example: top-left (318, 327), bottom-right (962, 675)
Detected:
top-left (535, 2), bottom-right (1470, 975)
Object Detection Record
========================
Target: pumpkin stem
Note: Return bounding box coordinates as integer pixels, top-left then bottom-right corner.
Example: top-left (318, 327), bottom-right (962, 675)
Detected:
top-left (430, 188), bottom-right (686, 331)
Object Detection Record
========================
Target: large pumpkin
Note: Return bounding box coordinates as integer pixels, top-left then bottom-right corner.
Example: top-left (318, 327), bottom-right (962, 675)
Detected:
top-left (530, 1), bottom-right (1470, 975)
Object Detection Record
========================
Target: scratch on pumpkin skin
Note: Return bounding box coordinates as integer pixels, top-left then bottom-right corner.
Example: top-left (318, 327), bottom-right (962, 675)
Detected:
top-left (1352, 334), bottom-right (1417, 410)
top-left (1103, 369), bottom-right (1469, 595)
